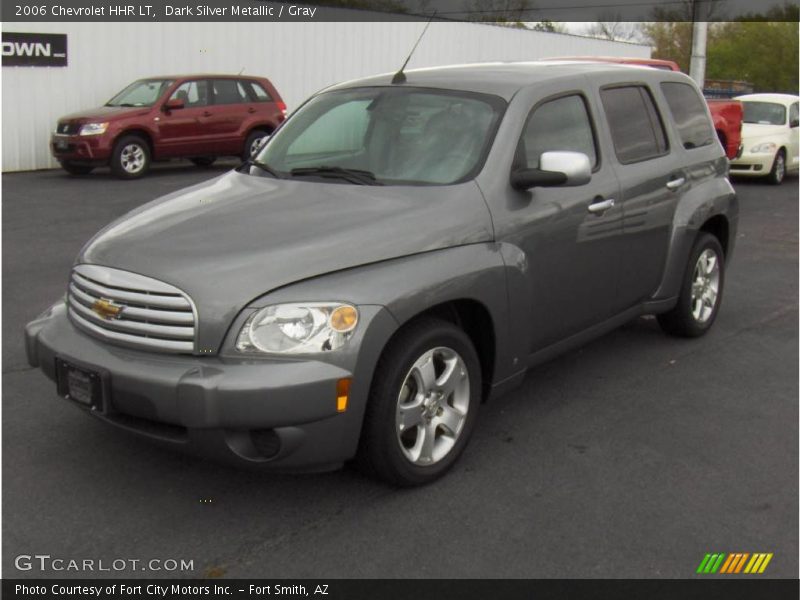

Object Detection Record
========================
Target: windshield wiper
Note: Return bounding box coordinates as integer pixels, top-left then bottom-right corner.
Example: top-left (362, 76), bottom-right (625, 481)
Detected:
top-left (242, 158), bottom-right (283, 179)
top-left (290, 166), bottom-right (382, 186)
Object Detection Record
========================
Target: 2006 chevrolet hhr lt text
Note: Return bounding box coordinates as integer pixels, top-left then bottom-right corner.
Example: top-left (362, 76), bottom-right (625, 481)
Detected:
top-left (26, 62), bottom-right (738, 486)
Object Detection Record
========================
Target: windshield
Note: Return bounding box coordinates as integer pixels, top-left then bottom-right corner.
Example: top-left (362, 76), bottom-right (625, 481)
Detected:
top-left (742, 101), bottom-right (786, 125)
top-left (255, 87), bottom-right (506, 185)
top-left (106, 79), bottom-right (174, 107)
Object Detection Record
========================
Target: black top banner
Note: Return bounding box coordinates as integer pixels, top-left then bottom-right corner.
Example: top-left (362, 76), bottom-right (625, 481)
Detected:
top-left (2, 579), bottom-right (800, 600)
top-left (1, 0), bottom-right (797, 22)
top-left (1, 32), bottom-right (67, 66)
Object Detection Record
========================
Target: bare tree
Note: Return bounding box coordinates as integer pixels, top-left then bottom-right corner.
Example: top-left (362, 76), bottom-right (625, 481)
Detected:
top-left (585, 15), bottom-right (645, 43)
top-left (465, 0), bottom-right (536, 26)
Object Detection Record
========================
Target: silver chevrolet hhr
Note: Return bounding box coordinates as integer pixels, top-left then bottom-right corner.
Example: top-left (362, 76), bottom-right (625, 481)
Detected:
top-left (26, 62), bottom-right (737, 485)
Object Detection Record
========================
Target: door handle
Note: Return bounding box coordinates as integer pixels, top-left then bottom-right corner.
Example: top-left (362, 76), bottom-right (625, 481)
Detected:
top-left (248, 107), bottom-right (257, 114)
top-left (666, 177), bottom-right (686, 190)
top-left (588, 198), bottom-right (615, 214)
top-left (202, 111), bottom-right (212, 117)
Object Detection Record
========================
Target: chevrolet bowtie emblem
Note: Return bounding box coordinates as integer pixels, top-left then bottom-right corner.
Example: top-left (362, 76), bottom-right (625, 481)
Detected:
top-left (91, 298), bottom-right (124, 320)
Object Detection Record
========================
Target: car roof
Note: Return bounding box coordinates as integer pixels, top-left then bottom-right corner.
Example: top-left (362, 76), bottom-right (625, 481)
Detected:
top-left (325, 61), bottom-right (689, 101)
top-left (734, 93), bottom-right (799, 105)
top-left (140, 74), bottom-right (266, 81)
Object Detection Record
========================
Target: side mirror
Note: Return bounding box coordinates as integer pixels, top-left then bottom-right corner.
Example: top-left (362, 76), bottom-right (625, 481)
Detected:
top-left (790, 118), bottom-right (799, 128)
top-left (163, 98), bottom-right (185, 111)
top-left (510, 151), bottom-right (591, 191)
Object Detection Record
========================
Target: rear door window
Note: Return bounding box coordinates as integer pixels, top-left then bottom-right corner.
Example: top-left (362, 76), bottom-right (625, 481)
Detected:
top-left (601, 85), bottom-right (669, 163)
top-left (660, 82), bottom-right (715, 150)
top-left (519, 94), bottom-right (598, 169)
top-left (211, 79), bottom-right (249, 105)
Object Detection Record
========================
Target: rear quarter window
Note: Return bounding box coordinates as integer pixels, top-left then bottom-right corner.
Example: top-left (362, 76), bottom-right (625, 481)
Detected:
top-left (600, 85), bottom-right (669, 164)
top-left (660, 82), bottom-right (715, 150)
top-left (246, 81), bottom-right (274, 103)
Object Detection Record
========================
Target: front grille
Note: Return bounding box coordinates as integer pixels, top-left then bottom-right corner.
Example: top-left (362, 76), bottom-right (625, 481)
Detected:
top-left (57, 121), bottom-right (81, 135)
top-left (67, 264), bottom-right (196, 354)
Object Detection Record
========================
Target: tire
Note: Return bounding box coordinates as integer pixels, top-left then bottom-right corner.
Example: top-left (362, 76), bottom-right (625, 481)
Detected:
top-left (110, 135), bottom-right (151, 179)
top-left (190, 157), bottom-right (216, 168)
top-left (59, 161), bottom-right (94, 176)
top-left (357, 318), bottom-right (481, 486)
top-left (243, 130), bottom-right (269, 160)
top-left (657, 232), bottom-right (725, 338)
top-left (767, 149), bottom-right (786, 185)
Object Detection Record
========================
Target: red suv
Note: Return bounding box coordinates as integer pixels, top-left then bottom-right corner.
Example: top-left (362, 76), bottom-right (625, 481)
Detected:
top-left (51, 75), bottom-right (287, 178)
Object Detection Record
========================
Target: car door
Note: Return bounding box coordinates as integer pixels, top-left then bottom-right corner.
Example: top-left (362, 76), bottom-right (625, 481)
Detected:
top-left (787, 101), bottom-right (799, 172)
top-left (597, 82), bottom-right (685, 308)
top-left (205, 78), bottom-right (252, 154)
top-left (496, 91), bottom-right (624, 352)
top-left (157, 79), bottom-right (213, 157)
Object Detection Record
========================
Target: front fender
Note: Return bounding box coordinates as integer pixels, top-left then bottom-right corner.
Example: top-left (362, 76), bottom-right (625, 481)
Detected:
top-left (247, 243), bottom-right (525, 388)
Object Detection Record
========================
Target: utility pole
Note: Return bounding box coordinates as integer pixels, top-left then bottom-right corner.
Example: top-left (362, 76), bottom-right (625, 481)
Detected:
top-left (689, 0), bottom-right (708, 90)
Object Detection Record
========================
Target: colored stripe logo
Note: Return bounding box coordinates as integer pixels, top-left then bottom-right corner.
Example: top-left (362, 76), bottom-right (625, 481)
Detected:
top-left (696, 553), bottom-right (773, 574)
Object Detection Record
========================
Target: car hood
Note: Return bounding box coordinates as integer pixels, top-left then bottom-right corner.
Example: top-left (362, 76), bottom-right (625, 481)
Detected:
top-left (59, 106), bottom-right (150, 123)
top-left (741, 122), bottom-right (787, 141)
top-left (78, 170), bottom-right (494, 352)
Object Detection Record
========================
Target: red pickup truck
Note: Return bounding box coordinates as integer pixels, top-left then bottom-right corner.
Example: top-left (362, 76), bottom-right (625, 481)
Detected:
top-left (544, 57), bottom-right (743, 160)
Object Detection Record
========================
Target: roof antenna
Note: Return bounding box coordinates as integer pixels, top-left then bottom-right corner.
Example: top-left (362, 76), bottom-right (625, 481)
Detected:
top-left (238, 67), bottom-right (245, 75)
top-left (392, 11), bottom-right (436, 84)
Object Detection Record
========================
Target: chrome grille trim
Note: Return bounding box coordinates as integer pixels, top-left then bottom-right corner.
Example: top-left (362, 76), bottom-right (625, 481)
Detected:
top-left (67, 264), bottom-right (197, 354)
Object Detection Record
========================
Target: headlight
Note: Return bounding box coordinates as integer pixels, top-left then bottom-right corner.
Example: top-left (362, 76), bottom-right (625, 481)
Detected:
top-left (78, 122), bottom-right (109, 136)
top-left (236, 303), bottom-right (359, 354)
top-left (750, 142), bottom-right (776, 153)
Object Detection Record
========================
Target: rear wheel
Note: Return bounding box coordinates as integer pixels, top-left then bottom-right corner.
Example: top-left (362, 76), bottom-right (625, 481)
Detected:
top-left (357, 318), bottom-right (481, 486)
top-left (243, 129), bottom-right (269, 160)
top-left (658, 232), bottom-right (725, 337)
top-left (110, 135), bottom-right (150, 179)
top-left (59, 161), bottom-right (94, 176)
top-left (767, 149), bottom-right (786, 185)
top-left (190, 157), bottom-right (216, 168)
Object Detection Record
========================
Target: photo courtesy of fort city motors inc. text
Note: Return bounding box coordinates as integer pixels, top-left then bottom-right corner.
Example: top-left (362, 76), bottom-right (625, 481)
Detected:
top-left (1, 1), bottom-right (798, 599)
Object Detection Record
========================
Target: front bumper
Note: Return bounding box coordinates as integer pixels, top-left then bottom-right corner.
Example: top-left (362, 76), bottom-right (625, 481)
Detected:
top-left (25, 303), bottom-right (396, 471)
top-left (51, 134), bottom-right (113, 164)
top-left (729, 151), bottom-right (775, 177)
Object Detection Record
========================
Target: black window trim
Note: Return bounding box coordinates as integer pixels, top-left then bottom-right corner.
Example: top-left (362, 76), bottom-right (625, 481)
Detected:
top-left (600, 82), bottom-right (671, 166)
top-left (514, 90), bottom-right (603, 175)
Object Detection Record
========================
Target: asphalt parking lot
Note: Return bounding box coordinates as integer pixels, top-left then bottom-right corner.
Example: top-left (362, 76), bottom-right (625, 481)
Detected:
top-left (2, 163), bottom-right (797, 579)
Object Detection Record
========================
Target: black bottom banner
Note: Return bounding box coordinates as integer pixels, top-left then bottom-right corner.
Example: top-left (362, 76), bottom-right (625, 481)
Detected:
top-left (3, 579), bottom-right (799, 600)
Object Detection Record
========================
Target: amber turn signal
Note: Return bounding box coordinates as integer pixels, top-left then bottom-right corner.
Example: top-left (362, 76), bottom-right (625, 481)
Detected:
top-left (329, 305), bottom-right (358, 333)
top-left (336, 378), bottom-right (351, 412)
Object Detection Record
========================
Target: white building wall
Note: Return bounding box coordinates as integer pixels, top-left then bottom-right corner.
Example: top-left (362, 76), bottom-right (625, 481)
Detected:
top-left (2, 21), bottom-right (649, 171)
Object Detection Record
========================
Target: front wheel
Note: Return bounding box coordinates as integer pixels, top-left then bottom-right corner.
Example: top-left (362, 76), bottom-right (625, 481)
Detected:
top-left (110, 135), bottom-right (150, 179)
top-left (357, 318), bottom-right (481, 486)
top-left (767, 149), bottom-right (786, 185)
top-left (657, 232), bottom-right (725, 337)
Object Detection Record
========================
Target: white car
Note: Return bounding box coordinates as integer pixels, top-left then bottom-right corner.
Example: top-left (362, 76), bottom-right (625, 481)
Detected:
top-left (730, 93), bottom-right (799, 184)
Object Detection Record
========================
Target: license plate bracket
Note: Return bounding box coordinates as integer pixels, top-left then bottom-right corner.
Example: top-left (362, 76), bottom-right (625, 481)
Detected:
top-left (56, 359), bottom-right (105, 411)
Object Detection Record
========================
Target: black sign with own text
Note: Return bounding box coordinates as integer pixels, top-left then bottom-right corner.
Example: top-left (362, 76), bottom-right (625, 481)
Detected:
top-left (2, 32), bottom-right (67, 67)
